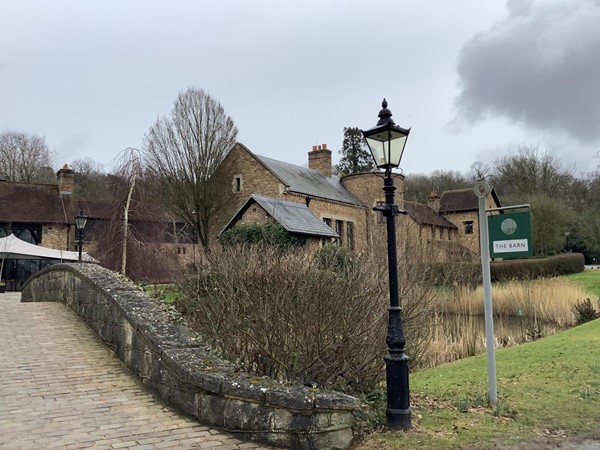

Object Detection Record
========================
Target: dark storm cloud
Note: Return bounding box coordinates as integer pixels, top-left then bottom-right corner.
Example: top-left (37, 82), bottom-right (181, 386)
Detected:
top-left (455, 0), bottom-right (600, 143)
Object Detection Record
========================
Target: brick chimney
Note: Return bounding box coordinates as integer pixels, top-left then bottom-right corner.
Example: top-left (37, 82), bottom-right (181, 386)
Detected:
top-left (428, 191), bottom-right (441, 211)
top-left (57, 164), bottom-right (75, 195)
top-left (308, 144), bottom-right (332, 177)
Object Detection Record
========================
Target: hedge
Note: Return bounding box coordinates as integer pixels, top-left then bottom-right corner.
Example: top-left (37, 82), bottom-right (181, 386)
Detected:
top-left (490, 252), bottom-right (585, 281)
top-left (414, 253), bottom-right (585, 286)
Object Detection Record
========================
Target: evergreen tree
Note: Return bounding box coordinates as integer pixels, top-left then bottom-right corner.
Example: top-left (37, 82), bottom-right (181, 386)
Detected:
top-left (335, 127), bottom-right (374, 176)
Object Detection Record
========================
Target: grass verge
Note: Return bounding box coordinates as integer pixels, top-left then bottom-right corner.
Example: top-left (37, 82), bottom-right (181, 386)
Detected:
top-left (566, 269), bottom-right (600, 297)
top-left (356, 317), bottom-right (600, 449)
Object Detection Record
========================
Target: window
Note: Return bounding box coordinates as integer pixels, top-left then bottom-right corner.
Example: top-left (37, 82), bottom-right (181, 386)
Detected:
top-left (346, 222), bottom-right (354, 251)
top-left (336, 220), bottom-right (343, 245)
top-left (464, 221), bottom-right (474, 235)
top-left (233, 175), bottom-right (242, 193)
top-left (323, 218), bottom-right (332, 228)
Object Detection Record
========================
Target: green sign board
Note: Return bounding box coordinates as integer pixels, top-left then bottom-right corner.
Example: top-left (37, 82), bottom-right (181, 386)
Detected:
top-left (488, 211), bottom-right (533, 259)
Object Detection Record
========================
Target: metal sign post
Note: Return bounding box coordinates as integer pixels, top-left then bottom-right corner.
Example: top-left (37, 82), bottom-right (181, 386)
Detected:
top-left (474, 181), bottom-right (498, 405)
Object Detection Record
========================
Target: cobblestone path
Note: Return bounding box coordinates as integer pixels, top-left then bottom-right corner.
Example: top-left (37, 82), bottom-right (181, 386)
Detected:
top-left (0, 295), bottom-right (273, 449)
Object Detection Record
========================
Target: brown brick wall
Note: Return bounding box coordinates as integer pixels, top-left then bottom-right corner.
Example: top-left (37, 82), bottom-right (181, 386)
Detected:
top-left (56, 167), bottom-right (75, 194)
top-left (440, 193), bottom-right (500, 259)
top-left (41, 224), bottom-right (71, 250)
top-left (210, 144), bottom-right (284, 242)
top-left (308, 147), bottom-right (332, 177)
top-left (212, 146), bottom-right (417, 256)
top-left (237, 204), bottom-right (276, 227)
top-left (341, 172), bottom-right (406, 254)
top-left (403, 216), bottom-right (461, 262)
top-left (295, 194), bottom-right (367, 252)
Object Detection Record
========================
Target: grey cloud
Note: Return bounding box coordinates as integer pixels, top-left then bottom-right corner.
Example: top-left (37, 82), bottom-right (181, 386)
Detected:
top-left (454, 0), bottom-right (600, 143)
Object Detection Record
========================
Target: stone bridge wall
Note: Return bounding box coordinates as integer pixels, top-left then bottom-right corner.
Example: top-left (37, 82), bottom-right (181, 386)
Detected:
top-left (21, 264), bottom-right (359, 450)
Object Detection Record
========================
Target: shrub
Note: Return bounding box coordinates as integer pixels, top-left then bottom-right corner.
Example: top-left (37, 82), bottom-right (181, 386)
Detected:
top-left (219, 223), bottom-right (305, 249)
top-left (573, 298), bottom-right (599, 325)
top-left (315, 244), bottom-right (357, 274)
top-left (417, 261), bottom-right (481, 287)
top-left (177, 246), bottom-right (442, 393)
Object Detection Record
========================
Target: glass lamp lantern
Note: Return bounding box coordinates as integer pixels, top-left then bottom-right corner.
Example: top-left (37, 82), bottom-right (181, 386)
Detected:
top-left (75, 209), bottom-right (88, 230)
top-left (362, 99), bottom-right (410, 170)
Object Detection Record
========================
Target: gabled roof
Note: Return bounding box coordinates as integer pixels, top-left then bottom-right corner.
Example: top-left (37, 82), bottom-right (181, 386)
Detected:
top-left (438, 188), bottom-right (501, 213)
top-left (0, 181), bottom-right (73, 224)
top-left (404, 201), bottom-right (457, 229)
top-left (220, 194), bottom-right (339, 238)
top-left (254, 155), bottom-right (362, 206)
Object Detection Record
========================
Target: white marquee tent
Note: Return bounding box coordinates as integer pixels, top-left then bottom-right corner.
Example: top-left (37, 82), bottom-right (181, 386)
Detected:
top-left (0, 233), bottom-right (97, 262)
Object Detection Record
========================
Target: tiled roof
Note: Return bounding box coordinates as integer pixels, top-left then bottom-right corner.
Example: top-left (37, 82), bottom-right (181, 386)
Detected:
top-left (438, 189), bottom-right (477, 213)
top-left (0, 181), bottom-right (73, 224)
top-left (221, 195), bottom-right (339, 238)
top-left (404, 201), bottom-right (457, 229)
top-left (0, 181), bottom-right (167, 226)
top-left (255, 155), bottom-right (362, 206)
top-left (438, 188), bottom-right (501, 213)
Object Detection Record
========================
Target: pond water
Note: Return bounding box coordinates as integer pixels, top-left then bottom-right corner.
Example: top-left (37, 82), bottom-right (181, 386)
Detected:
top-left (417, 313), bottom-right (565, 368)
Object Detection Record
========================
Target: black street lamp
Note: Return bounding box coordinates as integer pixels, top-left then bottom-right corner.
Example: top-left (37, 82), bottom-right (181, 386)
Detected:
top-left (75, 208), bottom-right (88, 263)
top-left (362, 98), bottom-right (411, 430)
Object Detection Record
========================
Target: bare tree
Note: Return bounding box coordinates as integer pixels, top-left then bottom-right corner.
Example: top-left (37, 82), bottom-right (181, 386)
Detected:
top-left (404, 170), bottom-right (469, 203)
top-left (71, 157), bottom-right (115, 201)
top-left (0, 130), bottom-right (56, 183)
top-left (142, 87), bottom-right (238, 248)
top-left (90, 161), bottom-right (177, 282)
top-left (468, 161), bottom-right (492, 181)
top-left (111, 148), bottom-right (143, 275)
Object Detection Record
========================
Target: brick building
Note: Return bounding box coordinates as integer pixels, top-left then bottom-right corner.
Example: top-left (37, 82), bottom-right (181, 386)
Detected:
top-left (0, 165), bottom-right (198, 287)
top-left (212, 143), bottom-right (404, 254)
top-left (212, 142), bottom-right (500, 261)
top-left (0, 165), bottom-right (80, 250)
top-left (430, 188), bottom-right (502, 256)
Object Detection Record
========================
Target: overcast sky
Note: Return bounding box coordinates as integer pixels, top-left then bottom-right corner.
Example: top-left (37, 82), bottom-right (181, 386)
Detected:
top-left (1, 0), bottom-right (599, 176)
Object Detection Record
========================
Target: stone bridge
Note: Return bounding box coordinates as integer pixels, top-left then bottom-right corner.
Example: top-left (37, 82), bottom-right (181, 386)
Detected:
top-left (0, 264), bottom-right (359, 449)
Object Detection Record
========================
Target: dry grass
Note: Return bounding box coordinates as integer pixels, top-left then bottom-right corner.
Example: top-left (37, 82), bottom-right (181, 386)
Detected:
top-left (441, 278), bottom-right (588, 326)
top-left (414, 278), bottom-right (589, 369)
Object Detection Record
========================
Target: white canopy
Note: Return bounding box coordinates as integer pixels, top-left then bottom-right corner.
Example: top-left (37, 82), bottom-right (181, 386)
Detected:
top-left (0, 233), bottom-right (97, 262)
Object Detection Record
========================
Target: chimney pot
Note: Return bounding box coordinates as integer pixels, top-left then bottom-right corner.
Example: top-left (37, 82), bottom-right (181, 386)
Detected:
top-left (57, 165), bottom-right (75, 195)
top-left (308, 145), bottom-right (332, 177)
top-left (322, 143), bottom-right (327, 150)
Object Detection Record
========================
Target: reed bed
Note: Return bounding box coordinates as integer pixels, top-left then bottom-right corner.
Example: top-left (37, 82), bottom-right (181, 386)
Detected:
top-left (440, 278), bottom-right (588, 327)
top-left (414, 278), bottom-right (589, 369)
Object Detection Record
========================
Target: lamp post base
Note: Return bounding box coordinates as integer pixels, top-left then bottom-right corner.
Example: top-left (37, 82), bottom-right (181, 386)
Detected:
top-left (386, 408), bottom-right (412, 430)
top-left (385, 352), bottom-right (411, 430)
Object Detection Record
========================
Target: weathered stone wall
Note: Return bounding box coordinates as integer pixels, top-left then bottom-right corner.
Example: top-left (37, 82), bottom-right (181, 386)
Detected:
top-left (21, 264), bottom-right (359, 450)
top-left (210, 144), bottom-right (285, 241)
top-left (41, 223), bottom-right (71, 250)
top-left (441, 193), bottom-right (500, 259)
top-left (236, 203), bottom-right (277, 227)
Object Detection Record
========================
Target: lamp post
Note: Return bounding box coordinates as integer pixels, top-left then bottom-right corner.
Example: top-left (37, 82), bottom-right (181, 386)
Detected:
top-left (362, 98), bottom-right (411, 430)
top-left (75, 208), bottom-right (88, 263)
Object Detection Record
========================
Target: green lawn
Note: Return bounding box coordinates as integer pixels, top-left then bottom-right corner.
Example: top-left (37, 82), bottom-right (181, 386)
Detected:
top-left (144, 283), bottom-right (182, 304)
top-left (358, 317), bottom-right (600, 449)
top-left (566, 269), bottom-right (600, 297)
